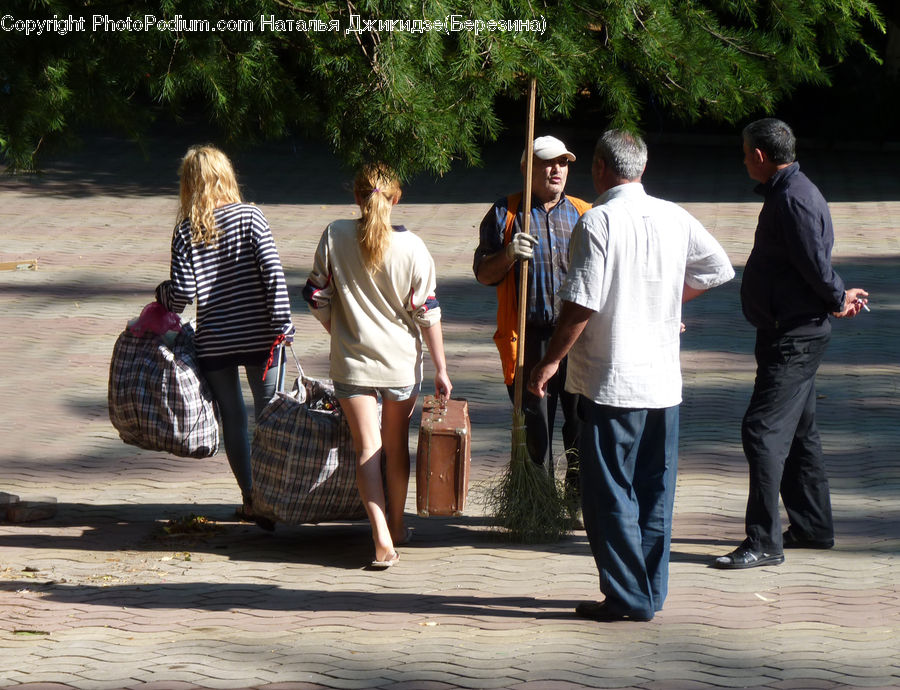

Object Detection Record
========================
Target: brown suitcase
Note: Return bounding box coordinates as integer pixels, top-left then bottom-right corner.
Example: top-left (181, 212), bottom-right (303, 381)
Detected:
top-left (416, 396), bottom-right (471, 517)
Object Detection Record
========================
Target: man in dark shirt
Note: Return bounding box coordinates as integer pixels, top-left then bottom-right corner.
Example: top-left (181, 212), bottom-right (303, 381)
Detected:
top-left (715, 118), bottom-right (868, 569)
top-left (473, 136), bottom-right (591, 518)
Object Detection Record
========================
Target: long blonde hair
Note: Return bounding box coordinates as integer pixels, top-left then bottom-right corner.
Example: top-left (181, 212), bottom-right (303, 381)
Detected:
top-left (177, 145), bottom-right (242, 247)
top-left (354, 163), bottom-right (402, 271)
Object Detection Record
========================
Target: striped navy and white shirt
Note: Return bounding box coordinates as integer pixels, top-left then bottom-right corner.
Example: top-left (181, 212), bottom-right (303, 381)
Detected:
top-left (156, 203), bottom-right (293, 368)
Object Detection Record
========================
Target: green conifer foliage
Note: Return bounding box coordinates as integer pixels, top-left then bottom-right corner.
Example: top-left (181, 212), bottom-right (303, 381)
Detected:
top-left (0, 0), bottom-right (884, 175)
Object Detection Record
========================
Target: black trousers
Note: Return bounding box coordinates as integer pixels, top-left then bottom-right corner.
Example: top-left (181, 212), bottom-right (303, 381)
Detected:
top-left (741, 329), bottom-right (834, 552)
top-left (506, 325), bottom-right (580, 492)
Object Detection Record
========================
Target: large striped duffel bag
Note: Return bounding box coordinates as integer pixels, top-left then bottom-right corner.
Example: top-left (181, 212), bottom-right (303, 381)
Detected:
top-left (250, 359), bottom-right (365, 525)
top-left (108, 317), bottom-right (219, 459)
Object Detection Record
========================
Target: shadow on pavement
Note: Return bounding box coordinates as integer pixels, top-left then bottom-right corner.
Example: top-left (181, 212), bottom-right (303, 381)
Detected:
top-left (0, 503), bottom-right (599, 561)
top-left (0, 575), bottom-right (585, 619)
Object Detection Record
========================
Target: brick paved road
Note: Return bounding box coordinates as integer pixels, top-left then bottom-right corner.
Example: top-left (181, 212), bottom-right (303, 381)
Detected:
top-left (1, 132), bottom-right (898, 689)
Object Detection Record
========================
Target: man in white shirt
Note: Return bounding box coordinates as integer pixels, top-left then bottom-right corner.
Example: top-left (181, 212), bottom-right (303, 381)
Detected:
top-left (529, 129), bottom-right (734, 622)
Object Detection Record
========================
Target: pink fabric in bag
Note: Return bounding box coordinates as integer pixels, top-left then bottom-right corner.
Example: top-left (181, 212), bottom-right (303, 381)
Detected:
top-left (128, 302), bottom-right (182, 337)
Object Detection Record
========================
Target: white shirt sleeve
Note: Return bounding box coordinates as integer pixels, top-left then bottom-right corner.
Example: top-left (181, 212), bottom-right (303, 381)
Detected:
top-left (406, 240), bottom-right (442, 328)
top-left (558, 210), bottom-right (608, 312)
top-left (305, 227), bottom-right (334, 325)
top-left (684, 219), bottom-right (735, 290)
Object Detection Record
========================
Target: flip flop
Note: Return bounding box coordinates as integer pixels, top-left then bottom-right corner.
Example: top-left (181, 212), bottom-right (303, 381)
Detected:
top-left (370, 551), bottom-right (400, 569)
top-left (394, 527), bottom-right (413, 546)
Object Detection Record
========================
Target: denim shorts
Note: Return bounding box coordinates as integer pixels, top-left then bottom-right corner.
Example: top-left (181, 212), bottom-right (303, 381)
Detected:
top-left (332, 380), bottom-right (421, 402)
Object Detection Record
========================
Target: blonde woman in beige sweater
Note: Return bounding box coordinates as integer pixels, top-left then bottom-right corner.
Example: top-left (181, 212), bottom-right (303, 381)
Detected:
top-left (303, 163), bottom-right (452, 569)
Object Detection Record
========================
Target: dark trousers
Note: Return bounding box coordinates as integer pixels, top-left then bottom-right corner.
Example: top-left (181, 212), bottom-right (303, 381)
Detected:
top-left (506, 325), bottom-right (580, 492)
top-left (742, 330), bottom-right (834, 552)
top-left (203, 360), bottom-right (278, 500)
top-left (578, 398), bottom-right (679, 617)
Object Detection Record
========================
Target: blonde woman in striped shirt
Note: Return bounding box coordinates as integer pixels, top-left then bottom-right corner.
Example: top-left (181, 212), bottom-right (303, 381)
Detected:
top-left (157, 145), bottom-right (294, 529)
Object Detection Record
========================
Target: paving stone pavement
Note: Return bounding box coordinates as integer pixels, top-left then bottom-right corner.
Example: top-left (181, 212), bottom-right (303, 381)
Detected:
top-left (1, 131), bottom-right (898, 690)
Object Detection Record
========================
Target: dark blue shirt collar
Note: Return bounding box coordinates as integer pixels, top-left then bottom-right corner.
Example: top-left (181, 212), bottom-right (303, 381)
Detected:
top-left (756, 161), bottom-right (799, 196)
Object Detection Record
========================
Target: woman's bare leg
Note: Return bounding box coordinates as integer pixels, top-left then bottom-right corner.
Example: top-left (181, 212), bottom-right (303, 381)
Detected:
top-left (381, 396), bottom-right (418, 543)
top-left (339, 394), bottom-right (394, 563)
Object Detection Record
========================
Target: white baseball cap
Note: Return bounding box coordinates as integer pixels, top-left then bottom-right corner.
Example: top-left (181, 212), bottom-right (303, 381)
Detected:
top-left (521, 135), bottom-right (576, 165)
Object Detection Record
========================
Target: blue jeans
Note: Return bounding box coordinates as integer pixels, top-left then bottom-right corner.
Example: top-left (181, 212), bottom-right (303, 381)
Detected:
top-left (578, 398), bottom-right (680, 617)
top-left (742, 330), bottom-right (833, 552)
top-left (202, 361), bottom-right (278, 501)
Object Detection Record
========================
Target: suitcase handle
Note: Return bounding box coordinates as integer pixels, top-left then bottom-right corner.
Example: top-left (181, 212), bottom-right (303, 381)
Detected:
top-left (423, 396), bottom-right (448, 424)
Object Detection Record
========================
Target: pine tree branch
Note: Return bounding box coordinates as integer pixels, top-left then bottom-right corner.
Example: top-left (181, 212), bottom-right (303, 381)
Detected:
top-left (165, 38), bottom-right (181, 87)
top-left (345, 0), bottom-right (384, 87)
top-left (272, 0), bottom-right (318, 14)
top-left (701, 23), bottom-right (774, 59)
top-left (632, 6), bottom-right (647, 31)
top-left (663, 73), bottom-right (686, 93)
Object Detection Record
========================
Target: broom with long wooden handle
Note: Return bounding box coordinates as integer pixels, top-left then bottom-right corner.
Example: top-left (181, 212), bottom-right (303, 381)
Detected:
top-left (487, 78), bottom-right (570, 543)
top-left (513, 78), bottom-right (537, 413)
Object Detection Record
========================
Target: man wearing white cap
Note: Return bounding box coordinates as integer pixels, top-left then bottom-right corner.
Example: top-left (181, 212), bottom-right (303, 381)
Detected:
top-left (474, 135), bottom-right (592, 520)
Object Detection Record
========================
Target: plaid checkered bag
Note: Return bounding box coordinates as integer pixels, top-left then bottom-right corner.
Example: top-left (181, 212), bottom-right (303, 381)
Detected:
top-left (250, 350), bottom-right (365, 525)
top-left (108, 322), bottom-right (219, 458)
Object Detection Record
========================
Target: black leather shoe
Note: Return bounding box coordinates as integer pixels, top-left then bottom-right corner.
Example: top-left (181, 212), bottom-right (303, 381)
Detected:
top-left (714, 546), bottom-right (784, 569)
top-left (783, 530), bottom-right (833, 549)
top-left (575, 600), bottom-right (653, 622)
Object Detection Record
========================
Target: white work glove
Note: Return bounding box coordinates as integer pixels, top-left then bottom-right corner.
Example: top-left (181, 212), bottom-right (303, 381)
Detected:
top-left (505, 232), bottom-right (538, 261)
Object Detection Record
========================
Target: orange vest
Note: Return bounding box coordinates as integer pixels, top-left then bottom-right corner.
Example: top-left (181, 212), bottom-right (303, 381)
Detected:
top-left (493, 193), bottom-right (593, 384)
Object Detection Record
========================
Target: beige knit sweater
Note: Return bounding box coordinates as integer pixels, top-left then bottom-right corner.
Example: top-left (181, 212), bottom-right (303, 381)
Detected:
top-left (304, 219), bottom-right (442, 387)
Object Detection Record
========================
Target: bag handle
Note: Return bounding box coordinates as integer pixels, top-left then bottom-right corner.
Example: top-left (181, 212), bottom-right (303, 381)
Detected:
top-left (275, 345), bottom-right (287, 393)
top-left (269, 343), bottom-right (307, 395)
top-left (263, 336), bottom-right (309, 387)
top-left (287, 343), bottom-right (305, 382)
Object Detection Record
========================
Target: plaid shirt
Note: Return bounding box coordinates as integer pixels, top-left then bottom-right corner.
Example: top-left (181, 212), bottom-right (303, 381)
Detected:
top-left (474, 195), bottom-right (584, 327)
